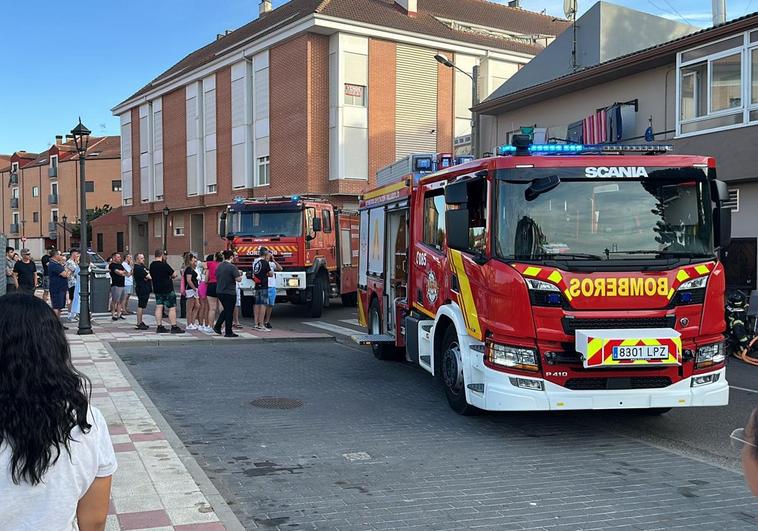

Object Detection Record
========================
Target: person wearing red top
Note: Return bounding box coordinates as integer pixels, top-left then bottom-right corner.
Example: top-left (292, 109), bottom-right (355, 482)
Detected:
top-left (205, 252), bottom-right (222, 329)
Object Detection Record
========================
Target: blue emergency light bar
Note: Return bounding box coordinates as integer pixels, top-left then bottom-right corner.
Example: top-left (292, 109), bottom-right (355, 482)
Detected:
top-left (496, 143), bottom-right (673, 156)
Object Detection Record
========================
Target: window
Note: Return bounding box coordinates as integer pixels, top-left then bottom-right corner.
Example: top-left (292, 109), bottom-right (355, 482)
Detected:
top-left (344, 84), bottom-right (366, 106)
top-left (85, 181), bottom-right (94, 193)
top-left (173, 215), bottom-right (185, 236)
top-left (154, 216), bottom-right (163, 238)
top-left (51, 209), bottom-right (58, 222)
top-left (257, 156), bottom-right (270, 186)
top-left (11, 187), bottom-right (19, 199)
top-left (33, 212), bottom-right (39, 222)
top-left (677, 32), bottom-right (758, 136)
top-left (207, 184), bottom-right (217, 193)
top-left (112, 180), bottom-right (122, 192)
top-left (422, 190), bottom-right (446, 251)
top-left (13, 212), bottom-right (19, 224)
top-left (116, 232), bottom-right (124, 252)
top-left (51, 182), bottom-right (58, 197)
top-left (11, 162), bottom-right (18, 173)
top-left (32, 186), bottom-right (39, 197)
top-left (96, 233), bottom-right (103, 252)
top-left (724, 188), bottom-right (740, 212)
top-left (50, 155), bottom-right (58, 170)
top-left (322, 210), bottom-right (332, 233)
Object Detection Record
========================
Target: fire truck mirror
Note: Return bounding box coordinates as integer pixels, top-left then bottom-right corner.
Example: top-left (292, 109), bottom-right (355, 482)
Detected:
top-left (312, 216), bottom-right (322, 233)
top-left (715, 206), bottom-right (732, 250)
top-left (445, 180), bottom-right (469, 205)
top-left (712, 179), bottom-right (730, 203)
top-left (219, 212), bottom-right (228, 238)
top-left (524, 175), bottom-right (561, 202)
top-left (446, 209), bottom-right (471, 252)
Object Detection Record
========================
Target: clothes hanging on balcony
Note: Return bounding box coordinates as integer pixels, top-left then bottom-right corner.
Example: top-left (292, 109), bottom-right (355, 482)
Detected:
top-left (583, 109), bottom-right (607, 144)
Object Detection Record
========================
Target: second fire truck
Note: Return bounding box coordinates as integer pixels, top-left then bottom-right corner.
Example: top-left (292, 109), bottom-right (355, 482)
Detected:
top-left (221, 196), bottom-right (359, 318)
top-left (356, 136), bottom-right (731, 414)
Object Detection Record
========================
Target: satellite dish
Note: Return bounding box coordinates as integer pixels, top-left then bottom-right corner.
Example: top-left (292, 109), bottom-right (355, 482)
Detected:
top-left (564, 0), bottom-right (577, 18)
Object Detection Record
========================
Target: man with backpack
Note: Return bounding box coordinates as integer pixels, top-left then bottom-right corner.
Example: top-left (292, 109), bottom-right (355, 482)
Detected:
top-left (252, 247), bottom-right (273, 332)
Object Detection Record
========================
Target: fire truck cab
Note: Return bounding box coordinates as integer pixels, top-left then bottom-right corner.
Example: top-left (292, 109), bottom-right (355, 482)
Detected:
top-left (221, 196), bottom-right (359, 318)
top-left (357, 137), bottom-right (732, 415)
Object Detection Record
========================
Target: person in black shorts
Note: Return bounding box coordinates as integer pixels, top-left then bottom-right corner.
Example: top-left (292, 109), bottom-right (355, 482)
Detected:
top-left (133, 253), bottom-right (152, 330)
top-left (149, 249), bottom-right (184, 334)
top-left (13, 249), bottom-right (38, 295)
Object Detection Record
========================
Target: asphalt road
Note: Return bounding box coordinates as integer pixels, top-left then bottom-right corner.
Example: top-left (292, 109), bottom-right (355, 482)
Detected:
top-left (115, 339), bottom-right (758, 530)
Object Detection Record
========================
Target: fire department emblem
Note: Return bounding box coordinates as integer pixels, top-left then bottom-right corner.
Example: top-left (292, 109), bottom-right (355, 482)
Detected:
top-left (427, 271), bottom-right (439, 304)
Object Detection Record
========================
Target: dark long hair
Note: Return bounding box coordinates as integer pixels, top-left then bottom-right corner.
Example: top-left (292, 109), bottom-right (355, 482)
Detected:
top-left (0, 293), bottom-right (91, 485)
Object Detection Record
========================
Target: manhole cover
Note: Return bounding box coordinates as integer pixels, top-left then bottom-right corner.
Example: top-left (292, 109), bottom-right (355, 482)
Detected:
top-left (250, 397), bottom-right (304, 410)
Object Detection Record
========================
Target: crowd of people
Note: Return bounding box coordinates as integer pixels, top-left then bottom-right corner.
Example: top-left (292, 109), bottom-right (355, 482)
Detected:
top-left (5, 244), bottom-right (282, 338)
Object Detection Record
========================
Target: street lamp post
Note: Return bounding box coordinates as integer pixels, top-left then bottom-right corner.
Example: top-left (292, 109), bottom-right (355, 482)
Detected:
top-left (434, 53), bottom-right (480, 158)
top-left (62, 215), bottom-right (68, 251)
top-left (162, 206), bottom-right (170, 254)
top-left (72, 119), bottom-right (92, 335)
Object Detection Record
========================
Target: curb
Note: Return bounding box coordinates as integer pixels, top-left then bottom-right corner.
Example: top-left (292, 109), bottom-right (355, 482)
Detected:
top-left (107, 335), bottom-right (335, 348)
top-left (103, 341), bottom-right (247, 531)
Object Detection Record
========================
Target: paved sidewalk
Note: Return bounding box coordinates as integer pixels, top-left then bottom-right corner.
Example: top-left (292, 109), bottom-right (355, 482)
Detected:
top-left (82, 312), bottom-right (332, 343)
top-left (66, 328), bottom-right (243, 530)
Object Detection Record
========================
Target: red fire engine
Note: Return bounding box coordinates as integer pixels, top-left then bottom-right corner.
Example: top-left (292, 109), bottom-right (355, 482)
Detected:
top-left (356, 136), bottom-right (731, 415)
top-left (220, 196), bottom-right (359, 318)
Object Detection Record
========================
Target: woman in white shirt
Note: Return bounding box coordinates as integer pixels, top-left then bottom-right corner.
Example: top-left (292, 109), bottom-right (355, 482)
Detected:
top-left (0, 292), bottom-right (117, 531)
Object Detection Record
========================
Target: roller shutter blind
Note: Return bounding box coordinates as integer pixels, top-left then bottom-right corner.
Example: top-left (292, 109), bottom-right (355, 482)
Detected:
top-left (395, 43), bottom-right (437, 159)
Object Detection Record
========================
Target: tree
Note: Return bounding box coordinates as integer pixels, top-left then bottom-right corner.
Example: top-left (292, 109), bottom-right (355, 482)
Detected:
top-left (70, 204), bottom-right (112, 246)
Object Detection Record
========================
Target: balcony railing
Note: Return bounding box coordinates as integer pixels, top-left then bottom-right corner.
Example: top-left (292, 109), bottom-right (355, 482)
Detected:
top-left (9, 223), bottom-right (19, 234)
top-left (9, 171), bottom-right (18, 185)
top-left (10, 197), bottom-right (18, 209)
top-left (48, 166), bottom-right (57, 178)
top-left (48, 193), bottom-right (58, 205)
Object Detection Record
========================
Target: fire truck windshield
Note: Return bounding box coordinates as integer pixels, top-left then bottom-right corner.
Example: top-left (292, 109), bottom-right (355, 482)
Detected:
top-left (228, 209), bottom-right (302, 237)
top-left (495, 166), bottom-right (715, 261)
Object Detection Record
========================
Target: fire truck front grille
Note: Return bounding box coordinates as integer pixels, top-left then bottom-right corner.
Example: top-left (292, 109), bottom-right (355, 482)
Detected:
top-left (562, 316), bottom-right (675, 335)
top-left (564, 377), bottom-right (672, 390)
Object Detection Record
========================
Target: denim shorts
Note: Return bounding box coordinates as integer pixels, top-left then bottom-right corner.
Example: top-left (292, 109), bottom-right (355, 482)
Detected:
top-left (254, 289), bottom-right (268, 305)
top-left (267, 287), bottom-right (276, 306)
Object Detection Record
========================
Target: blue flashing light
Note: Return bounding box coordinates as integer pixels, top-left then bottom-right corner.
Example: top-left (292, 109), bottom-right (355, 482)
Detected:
top-left (680, 292), bottom-right (693, 304)
top-left (546, 293), bottom-right (562, 305)
top-left (497, 143), bottom-right (673, 156)
top-left (234, 196), bottom-right (245, 204)
top-left (292, 195), bottom-right (301, 202)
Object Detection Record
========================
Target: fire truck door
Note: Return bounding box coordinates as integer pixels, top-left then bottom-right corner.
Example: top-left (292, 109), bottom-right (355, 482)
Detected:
top-left (412, 183), bottom-right (447, 319)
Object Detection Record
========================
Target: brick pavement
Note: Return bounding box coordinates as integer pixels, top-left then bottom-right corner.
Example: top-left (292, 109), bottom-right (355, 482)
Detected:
top-left (64, 313), bottom-right (329, 530)
top-left (115, 341), bottom-right (758, 531)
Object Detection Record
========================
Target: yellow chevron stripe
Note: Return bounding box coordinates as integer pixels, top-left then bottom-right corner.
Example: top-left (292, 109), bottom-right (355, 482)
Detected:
top-left (676, 270), bottom-right (690, 282)
top-left (523, 266), bottom-right (542, 277)
top-left (695, 264), bottom-right (710, 275)
top-left (357, 291), bottom-right (367, 328)
top-left (449, 250), bottom-right (482, 340)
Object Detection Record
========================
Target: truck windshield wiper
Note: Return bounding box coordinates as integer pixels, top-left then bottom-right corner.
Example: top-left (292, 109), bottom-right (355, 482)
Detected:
top-left (534, 252), bottom-right (605, 260)
top-left (607, 249), bottom-right (711, 258)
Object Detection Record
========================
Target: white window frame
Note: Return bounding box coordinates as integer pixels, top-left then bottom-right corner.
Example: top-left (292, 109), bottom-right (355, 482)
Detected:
top-left (11, 187), bottom-right (19, 199)
top-left (32, 186), bottom-right (39, 197)
top-left (255, 155), bottom-right (270, 187)
top-left (154, 216), bottom-right (163, 238)
top-left (11, 162), bottom-right (19, 173)
top-left (676, 31), bottom-right (758, 138)
top-left (13, 212), bottom-right (20, 224)
top-left (173, 215), bottom-right (185, 237)
top-left (50, 182), bottom-right (59, 196)
top-left (50, 209), bottom-right (58, 223)
top-left (50, 154), bottom-right (58, 170)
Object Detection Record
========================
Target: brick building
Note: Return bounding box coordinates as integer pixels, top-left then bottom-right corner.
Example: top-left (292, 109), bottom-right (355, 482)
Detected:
top-left (90, 206), bottom-right (130, 259)
top-left (112, 0), bottom-right (566, 262)
top-left (0, 136), bottom-right (122, 256)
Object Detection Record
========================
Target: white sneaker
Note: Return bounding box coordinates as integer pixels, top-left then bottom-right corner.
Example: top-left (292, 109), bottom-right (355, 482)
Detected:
top-left (203, 325), bottom-right (214, 333)
top-left (187, 324), bottom-right (198, 330)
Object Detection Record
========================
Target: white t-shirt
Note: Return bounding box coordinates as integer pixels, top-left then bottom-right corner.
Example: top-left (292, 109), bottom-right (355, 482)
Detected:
top-left (123, 262), bottom-right (133, 287)
top-left (0, 406), bottom-right (118, 531)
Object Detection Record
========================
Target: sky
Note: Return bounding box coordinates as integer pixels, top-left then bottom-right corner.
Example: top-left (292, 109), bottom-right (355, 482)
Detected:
top-left (1, 0), bottom-right (756, 154)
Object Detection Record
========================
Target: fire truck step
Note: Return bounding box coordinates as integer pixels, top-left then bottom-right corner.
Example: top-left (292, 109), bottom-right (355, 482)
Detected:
top-left (352, 334), bottom-right (396, 345)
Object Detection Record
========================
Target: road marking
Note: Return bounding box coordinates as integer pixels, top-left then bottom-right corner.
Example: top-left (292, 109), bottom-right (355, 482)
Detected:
top-left (303, 321), bottom-right (363, 336)
top-left (340, 319), bottom-right (362, 327)
top-left (731, 385), bottom-right (758, 395)
top-left (343, 452), bottom-right (371, 462)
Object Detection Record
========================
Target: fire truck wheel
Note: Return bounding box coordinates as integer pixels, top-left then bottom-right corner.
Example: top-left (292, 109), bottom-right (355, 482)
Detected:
top-left (308, 275), bottom-right (327, 318)
top-left (441, 327), bottom-right (477, 416)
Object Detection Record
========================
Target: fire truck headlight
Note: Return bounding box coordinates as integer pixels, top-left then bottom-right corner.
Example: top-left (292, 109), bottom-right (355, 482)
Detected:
top-left (486, 342), bottom-right (539, 372)
top-left (679, 276), bottom-right (708, 290)
top-left (695, 342), bottom-right (725, 368)
top-left (525, 278), bottom-right (559, 292)
top-left (287, 278), bottom-right (300, 288)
